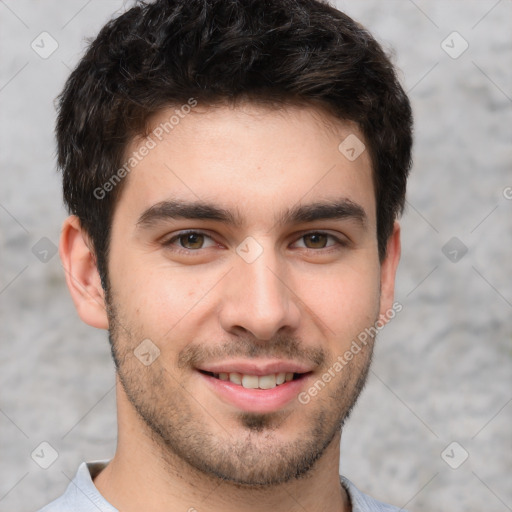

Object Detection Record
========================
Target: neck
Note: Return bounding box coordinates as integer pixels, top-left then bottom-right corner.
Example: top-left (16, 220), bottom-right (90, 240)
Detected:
top-left (94, 382), bottom-right (350, 512)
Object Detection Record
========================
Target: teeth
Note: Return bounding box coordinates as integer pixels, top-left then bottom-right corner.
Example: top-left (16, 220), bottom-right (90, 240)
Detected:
top-left (258, 374), bottom-right (276, 389)
top-left (214, 371), bottom-right (298, 389)
top-left (242, 375), bottom-right (259, 389)
top-left (229, 372), bottom-right (242, 385)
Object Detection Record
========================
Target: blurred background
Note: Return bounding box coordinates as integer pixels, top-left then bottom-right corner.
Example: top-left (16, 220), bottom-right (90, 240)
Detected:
top-left (0, 1), bottom-right (511, 510)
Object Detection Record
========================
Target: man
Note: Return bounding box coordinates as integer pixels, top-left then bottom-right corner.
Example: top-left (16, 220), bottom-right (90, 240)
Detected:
top-left (40, 0), bottom-right (413, 510)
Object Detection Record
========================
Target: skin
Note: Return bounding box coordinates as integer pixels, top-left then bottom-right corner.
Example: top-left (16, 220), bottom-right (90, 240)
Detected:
top-left (60, 103), bottom-right (401, 512)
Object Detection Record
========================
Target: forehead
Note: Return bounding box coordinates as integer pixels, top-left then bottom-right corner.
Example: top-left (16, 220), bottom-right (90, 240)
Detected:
top-left (115, 103), bottom-right (376, 229)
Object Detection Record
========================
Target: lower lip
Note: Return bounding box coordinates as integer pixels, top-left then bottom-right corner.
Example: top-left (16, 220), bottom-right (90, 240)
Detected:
top-left (198, 371), bottom-right (310, 413)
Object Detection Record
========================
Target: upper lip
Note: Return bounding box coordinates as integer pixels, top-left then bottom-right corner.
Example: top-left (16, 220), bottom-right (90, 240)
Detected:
top-left (197, 360), bottom-right (314, 376)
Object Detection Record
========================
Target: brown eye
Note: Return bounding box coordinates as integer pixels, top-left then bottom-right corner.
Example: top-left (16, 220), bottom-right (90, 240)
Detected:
top-left (302, 233), bottom-right (329, 249)
top-left (291, 232), bottom-right (346, 252)
top-left (162, 230), bottom-right (217, 254)
top-left (178, 232), bottom-right (205, 249)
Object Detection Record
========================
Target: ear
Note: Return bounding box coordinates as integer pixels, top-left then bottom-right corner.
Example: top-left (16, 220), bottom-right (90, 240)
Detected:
top-left (378, 221), bottom-right (401, 319)
top-left (59, 215), bottom-right (109, 329)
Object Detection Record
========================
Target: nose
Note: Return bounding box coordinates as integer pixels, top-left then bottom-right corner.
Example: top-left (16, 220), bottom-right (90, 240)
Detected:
top-left (218, 243), bottom-right (301, 341)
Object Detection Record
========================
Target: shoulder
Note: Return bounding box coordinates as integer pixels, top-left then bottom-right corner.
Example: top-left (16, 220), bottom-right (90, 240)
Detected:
top-left (35, 461), bottom-right (116, 512)
top-left (340, 475), bottom-right (408, 512)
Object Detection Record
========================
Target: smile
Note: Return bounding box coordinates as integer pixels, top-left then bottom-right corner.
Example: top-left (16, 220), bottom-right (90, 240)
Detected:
top-left (199, 371), bottom-right (302, 389)
top-left (197, 364), bottom-right (313, 413)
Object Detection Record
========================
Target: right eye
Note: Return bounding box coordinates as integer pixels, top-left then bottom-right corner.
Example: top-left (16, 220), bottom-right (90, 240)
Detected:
top-left (162, 230), bottom-right (217, 252)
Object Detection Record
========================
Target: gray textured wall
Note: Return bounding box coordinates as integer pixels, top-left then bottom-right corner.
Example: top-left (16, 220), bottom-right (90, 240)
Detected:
top-left (1, 1), bottom-right (511, 511)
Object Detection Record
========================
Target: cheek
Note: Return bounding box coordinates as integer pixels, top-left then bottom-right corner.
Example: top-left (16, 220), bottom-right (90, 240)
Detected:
top-left (112, 261), bottom-right (215, 339)
top-left (296, 261), bottom-right (381, 337)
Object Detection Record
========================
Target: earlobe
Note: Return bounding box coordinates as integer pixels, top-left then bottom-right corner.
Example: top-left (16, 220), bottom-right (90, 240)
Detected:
top-left (379, 222), bottom-right (401, 320)
top-left (59, 216), bottom-right (109, 330)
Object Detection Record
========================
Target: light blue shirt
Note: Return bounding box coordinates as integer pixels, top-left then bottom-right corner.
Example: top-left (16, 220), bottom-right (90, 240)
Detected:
top-left (37, 461), bottom-right (407, 512)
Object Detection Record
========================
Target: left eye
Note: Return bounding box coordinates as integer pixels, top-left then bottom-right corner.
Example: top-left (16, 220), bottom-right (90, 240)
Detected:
top-left (292, 232), bottom-right (340, 250)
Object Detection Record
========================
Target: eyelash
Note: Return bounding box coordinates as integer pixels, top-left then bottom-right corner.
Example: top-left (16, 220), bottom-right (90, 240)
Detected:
top-left (162, 230), bottom-right (348, 255)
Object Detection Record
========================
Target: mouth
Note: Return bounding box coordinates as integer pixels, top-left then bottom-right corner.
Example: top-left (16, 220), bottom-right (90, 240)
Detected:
top-left (198, 370), bottom-right (308, 390)
top-left (196, 363), bottom-right (314, 413)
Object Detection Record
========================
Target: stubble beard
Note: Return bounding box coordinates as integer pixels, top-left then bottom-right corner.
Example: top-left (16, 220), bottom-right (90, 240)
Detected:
top-left (106, 296), bottom-right (375, 487)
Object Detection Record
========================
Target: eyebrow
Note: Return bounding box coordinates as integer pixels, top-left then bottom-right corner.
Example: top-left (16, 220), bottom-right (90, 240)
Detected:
top-left (136, 198), bottom-right (367, 230)
top-left (279, 199), bottom-right (367, 227)
top-left (137, 200), bottom-right (244, 229)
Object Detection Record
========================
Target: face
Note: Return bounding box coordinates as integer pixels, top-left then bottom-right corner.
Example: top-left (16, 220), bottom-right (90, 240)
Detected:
top-left (104, 103), bottom-right (396, 486)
